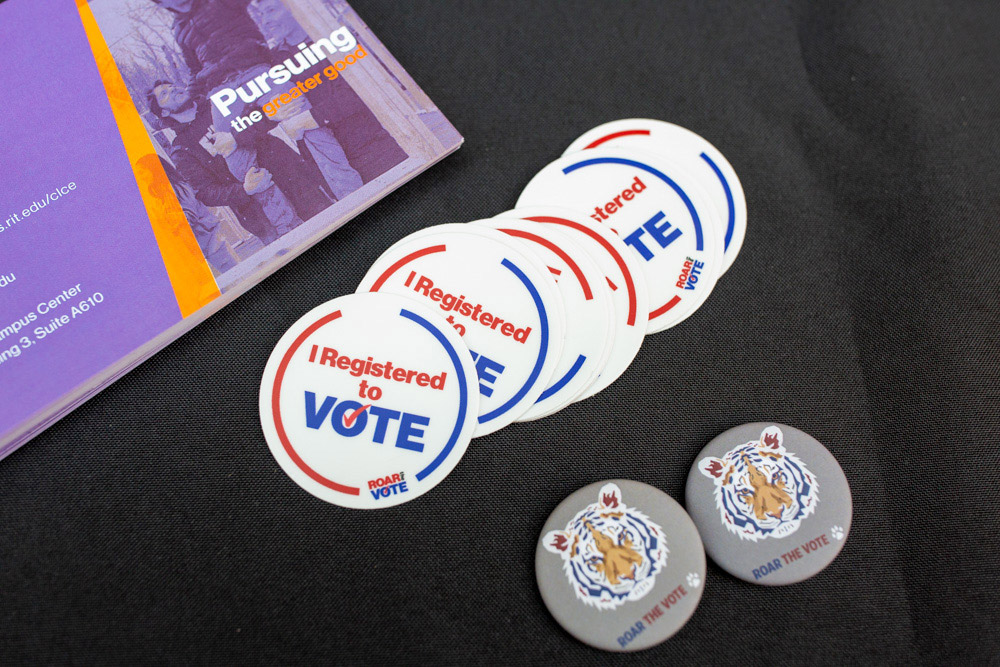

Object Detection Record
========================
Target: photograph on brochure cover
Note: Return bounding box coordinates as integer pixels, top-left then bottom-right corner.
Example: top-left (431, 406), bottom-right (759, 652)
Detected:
top-left (88, 0), bottom-right (461, 290)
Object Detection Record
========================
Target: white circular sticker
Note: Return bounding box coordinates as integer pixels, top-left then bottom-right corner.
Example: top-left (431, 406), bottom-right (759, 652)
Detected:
top-left (357, 224), bottom-right (566, 436)
top-left (473, 218), bottom-right (614, 419)
top-left (494, 207), bottom-right (649, 399)
top-left (259, 292), bottom-right (479, 509)
top-left (564, 119), bottom-right (747, 275)
top-left (517, 147), bottom-right (723, 333)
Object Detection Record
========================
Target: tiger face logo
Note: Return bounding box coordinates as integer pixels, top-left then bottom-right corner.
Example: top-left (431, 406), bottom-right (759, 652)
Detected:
top-left (543, 483), bottom-right (668, 610)
top-left (698, 425), bottom-right (819, 542)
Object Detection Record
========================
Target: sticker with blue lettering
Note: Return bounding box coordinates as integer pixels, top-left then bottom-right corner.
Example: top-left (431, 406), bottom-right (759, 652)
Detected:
top-left (495, 206), bottom-right (650, 399)
top-left (357, 224), bottom-right (566, 436)
top-left (259, 292), bottom-right (479, 509)
top-left (475, 217), bottom-right (615, 419)
top-left (517, 147), bottom-right (723, 333)
top-left (563, 119), bottom-right (747, 276)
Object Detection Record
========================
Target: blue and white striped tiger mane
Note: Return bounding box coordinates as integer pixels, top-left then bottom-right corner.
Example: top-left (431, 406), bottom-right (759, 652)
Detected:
top-left (698, 425), bottom-right (819, 542)
top-left (543, 483), bottom-right (668, 611)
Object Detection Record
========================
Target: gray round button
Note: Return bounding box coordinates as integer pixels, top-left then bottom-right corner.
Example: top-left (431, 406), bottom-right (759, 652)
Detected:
top-left (686, 423), bottom-right (852, 585)
top-left (536, 480), bottom-right (706, 652)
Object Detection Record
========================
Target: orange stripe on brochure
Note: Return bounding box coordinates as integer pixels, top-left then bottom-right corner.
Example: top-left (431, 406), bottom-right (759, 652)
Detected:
top-left (76, 0), bottom-right (219, 317)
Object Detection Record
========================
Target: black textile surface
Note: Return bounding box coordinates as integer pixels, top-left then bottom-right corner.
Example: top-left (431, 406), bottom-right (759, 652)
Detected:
top-left (2, 1), bottom-right (998, 663)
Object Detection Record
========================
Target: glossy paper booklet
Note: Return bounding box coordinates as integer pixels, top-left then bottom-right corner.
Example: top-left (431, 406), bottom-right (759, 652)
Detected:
top-left (0, 0), bottom-right (462, 459)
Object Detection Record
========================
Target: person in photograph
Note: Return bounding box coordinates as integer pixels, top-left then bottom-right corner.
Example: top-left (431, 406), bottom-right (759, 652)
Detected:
top-left (157, 158), bottom-right (239, 273)
top-left (247, 0), bottom-right (406, 185)
top-left (150, 0), bottom-right (271, 109)
top-left (151, 0), bottom-right (355, 213)
top-left (146, 0), bottom-right (309, 213)
top-left (148, 80), bottom-right (294, 243)
top-left (133, 153), bottom-right (238, 275)
top-left (264, 94), bottom-right (364, 202)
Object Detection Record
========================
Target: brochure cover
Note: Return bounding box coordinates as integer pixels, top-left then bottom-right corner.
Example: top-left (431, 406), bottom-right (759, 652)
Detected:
top-left (0, 0), bottom-right (463, 459)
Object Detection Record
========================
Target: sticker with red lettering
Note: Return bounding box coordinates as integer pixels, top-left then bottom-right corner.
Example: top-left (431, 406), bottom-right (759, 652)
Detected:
top-left (357, 224), bottom-right (566, 436)
top-left (492, 207), bottom-right (649, 399)
top-left (517, 147), bottom-right (723, 333)
top-left (259, 292), bottom-right (479, 509)
top-left (564, 119), bottom-right (747, 275)
top-left (474, 217), bottom-right (615, 418)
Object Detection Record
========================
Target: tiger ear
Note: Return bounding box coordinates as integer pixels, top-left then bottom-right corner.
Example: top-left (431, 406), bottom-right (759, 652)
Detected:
top-left (760, 425), bottom-right (784, 451)
top-left (699, 456), bottom-right (725, 479)
top-left (598, 483), bottom-right (622, 509)
top-left (543, 530), bottom-right (572, 558)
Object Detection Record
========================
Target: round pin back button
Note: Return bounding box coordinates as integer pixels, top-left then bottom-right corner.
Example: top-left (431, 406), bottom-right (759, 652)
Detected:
top-left (536, 480), bottom-right (706, 652)
top-left (685, 423), bottom-right (852, 585)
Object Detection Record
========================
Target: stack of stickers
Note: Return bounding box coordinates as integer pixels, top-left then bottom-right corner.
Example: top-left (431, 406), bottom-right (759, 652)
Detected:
top-left (260, 119), bottom-right (747, 508)
top-left (258, 119), bottom-right (852, 652)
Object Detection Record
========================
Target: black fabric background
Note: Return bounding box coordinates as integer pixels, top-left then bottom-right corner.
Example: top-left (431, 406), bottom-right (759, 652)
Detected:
top-left (2, 1), bottom-right (999, 663)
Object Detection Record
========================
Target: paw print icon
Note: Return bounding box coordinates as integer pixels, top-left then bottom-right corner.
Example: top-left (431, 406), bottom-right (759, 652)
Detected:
top-left (831, 525), bottom-right (845, 540)
top-left (686, 572), bottom-right (701, 589)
